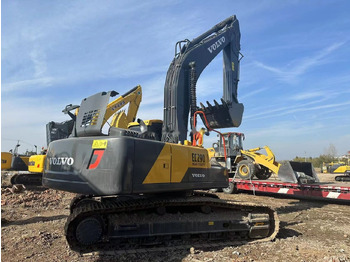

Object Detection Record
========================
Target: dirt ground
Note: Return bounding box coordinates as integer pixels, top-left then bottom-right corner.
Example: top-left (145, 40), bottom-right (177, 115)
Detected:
top-left (1, 172), bottom-right (349, 262)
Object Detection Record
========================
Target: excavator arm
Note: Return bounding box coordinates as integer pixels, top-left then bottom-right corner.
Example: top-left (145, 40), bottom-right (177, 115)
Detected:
top-left (103, 85), bottom-right (142, 128)
top-left (64, 85), bottom-right (142, 137)
top-left (162, 15), bottom-right (244, 143)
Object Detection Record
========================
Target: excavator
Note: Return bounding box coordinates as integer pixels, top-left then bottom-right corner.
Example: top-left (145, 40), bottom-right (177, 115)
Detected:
top-left (321, 161), bottom-right (350, 182)
top-left (1, 141), bottom-right (38, 184)
top-left (1, 142), bottom-right (33, 171)
top-left (0, 124), bottom-right (75, 185)
top-left (42, 15), bottom-right (279, 252)
top-left (9, 85), bottom-right (142, 186)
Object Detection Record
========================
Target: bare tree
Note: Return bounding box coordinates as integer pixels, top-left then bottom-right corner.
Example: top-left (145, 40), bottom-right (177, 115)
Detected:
top-left (324, 143), bottom-right (337, 158)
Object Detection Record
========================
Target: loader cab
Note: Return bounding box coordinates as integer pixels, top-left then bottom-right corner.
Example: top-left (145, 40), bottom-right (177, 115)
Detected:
top-left (213, 132), bottom-right (244, 159)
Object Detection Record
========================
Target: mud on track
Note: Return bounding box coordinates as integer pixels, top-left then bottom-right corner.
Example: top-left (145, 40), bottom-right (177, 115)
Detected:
top-left (1, 171), bottom-right (349, 262)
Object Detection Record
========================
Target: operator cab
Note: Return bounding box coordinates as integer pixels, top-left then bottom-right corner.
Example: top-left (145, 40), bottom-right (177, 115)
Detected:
top-left (213, 132), bottom-right (245, 158)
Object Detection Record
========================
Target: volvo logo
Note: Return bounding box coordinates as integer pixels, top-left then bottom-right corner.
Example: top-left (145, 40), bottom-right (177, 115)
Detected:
top-left (192, 173), bottom-right (205, 178)
top-left (207, 36), bottom-right (225, 53)
top-left (49, 157), bottom-right (74, 166)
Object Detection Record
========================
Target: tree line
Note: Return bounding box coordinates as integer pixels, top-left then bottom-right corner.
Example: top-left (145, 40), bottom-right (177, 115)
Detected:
top-left (292, 144), bottom-right (349, 168)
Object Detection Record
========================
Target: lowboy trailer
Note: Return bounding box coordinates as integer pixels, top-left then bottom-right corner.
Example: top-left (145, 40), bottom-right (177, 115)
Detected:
top-left (229, 178), bottom-right (350, 203)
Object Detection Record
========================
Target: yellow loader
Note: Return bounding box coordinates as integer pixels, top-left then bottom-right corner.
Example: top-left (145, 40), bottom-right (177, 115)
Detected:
top-left (209, 132), bottom-right (319, 193)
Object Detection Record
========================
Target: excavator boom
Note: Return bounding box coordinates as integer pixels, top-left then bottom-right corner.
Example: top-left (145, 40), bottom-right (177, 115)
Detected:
top-left (162, 15), bottom-right (244, 143)
top-left (104, 85), bottom-right (142, 128)
top-left (67, 86), bottom-right (142, 136)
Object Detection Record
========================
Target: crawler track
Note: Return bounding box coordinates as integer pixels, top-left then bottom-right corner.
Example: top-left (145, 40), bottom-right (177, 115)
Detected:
top-left (10, 172), bottom-right (43, 186)
top-left (335, 175), bottom-right (350, 182)
top-left (66, 192), bottom-right (279, 253)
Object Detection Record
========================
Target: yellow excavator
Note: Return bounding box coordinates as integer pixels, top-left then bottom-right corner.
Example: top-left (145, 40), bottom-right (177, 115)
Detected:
top-left (100, 85), bottom-right (142, 129)
top-left (1, 142), bottom-right (33, 172)
top-left (11, 85), bottom-right (142, 185)
top-left (209, 132), bottom-right (319, 193)
top-left (1, 152), bottom-right (13, 170)
top-left (322, 160), bottom-right (350, 181)
top-left (1, 142), bottom-right (40, 185)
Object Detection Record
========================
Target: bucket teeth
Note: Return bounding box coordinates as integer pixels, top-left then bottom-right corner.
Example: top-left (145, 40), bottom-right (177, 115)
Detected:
top-left (198, 99), bottom-right (243, 129)
top-left (221, 98), bottom-right (228, 108)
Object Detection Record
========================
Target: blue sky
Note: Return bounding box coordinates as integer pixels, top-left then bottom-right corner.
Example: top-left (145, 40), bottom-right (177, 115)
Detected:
top-left (2, 0), bottom-right (350, 160)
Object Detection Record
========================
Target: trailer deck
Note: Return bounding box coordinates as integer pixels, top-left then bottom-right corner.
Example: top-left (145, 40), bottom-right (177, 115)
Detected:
top-left (230, 178), bottom-right (350, 202)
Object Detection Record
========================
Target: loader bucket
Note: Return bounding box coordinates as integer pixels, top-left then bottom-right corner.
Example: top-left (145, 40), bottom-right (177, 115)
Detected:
top-left (199, 100), bottom-right (244, 129)
top-left (278, 161), bottom-right (319, 184)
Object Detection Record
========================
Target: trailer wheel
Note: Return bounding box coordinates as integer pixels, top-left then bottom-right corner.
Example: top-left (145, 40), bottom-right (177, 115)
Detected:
top-left (237, 160), bottom-right (255, 180)
top-left (222, 182), bottom-right (234, 194)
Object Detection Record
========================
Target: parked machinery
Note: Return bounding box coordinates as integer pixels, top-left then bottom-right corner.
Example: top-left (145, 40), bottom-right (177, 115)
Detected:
top-left (42, 16), bottom-right (279, 251)
top-left (322, 161), bottom-right (349, 174)
top-left (1, 152), bottom-right (12, 170)
top-left (210, 132), bottom-right (319, 194)
top-left (321, 160), bottom-right (350, 182)
top-left (335, 170), bottom-right (350, 182)
top-left (7, 86), bottom-right (142, 186)
top-left (2, 142), bottom-right (32, 171)
top-left (322, 161), bottom-right (350, 182)
top-left (1, 142), bottom-right (36, 182)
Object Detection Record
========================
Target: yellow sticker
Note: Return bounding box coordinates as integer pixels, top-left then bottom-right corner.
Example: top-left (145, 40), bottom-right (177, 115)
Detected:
top-left (208, 221), bottom-right (214, 226)
top-left (231, 62), bottom-right (235, 71)
top-left (255, 222), bottom-right (265, 226)
top-left (92, 140), bottom-right (108, 149)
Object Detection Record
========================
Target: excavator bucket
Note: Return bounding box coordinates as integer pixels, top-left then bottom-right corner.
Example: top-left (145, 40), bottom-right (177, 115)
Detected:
top-left (199, 100), bottom-right (244, 129)
top-left (278, 161), bottom-right (319, 184)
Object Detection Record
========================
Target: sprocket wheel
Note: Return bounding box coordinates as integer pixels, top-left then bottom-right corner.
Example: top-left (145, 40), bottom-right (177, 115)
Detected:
top-left (75, 216), bottom-right (104, 246)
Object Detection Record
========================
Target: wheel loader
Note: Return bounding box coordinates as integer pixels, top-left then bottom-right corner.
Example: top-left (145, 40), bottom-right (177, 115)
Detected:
top-left (209, 132), bottom-right (319, 193)
top-left (42, 15), bottom-right (279, 252)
